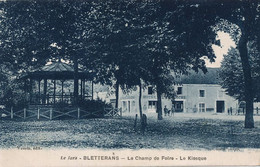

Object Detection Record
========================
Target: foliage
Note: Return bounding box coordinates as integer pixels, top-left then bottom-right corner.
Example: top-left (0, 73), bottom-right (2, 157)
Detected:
top-left (0, 81), bottom-right (28, 111)
top-left (192, 0), bottom-right (260, 128)
top-left (133, 1), bottom-right (218, 119)
top-left (87, 1), bottom-right (220, 119)
top-left (53, 101), bottom-right (71, 112)
top-left (1, 0), bottom-right (259, 127)
top-left (220, 46), bottom-right (260, 102)
top-left (78, 99), bottom-right (112, 117)
top-left (0, 61), bottom-right (28, 110)
top-left (52, 99), bottom-right (112, 118)
top-left (0, 0), bottom-right (217, 121)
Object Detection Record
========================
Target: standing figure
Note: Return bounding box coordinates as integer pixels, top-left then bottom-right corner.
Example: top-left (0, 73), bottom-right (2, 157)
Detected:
top-left (171, 105), bottom-right (175, 116)
top-left (193, 105), bottom-right (197, 113)
top-left (164, 106), bottom-right (168, 116)
top-left (134, 114), bottom-right (138, 131)
top-left (141, 114), bottom-right (147, 134)
top-left (168, 108), bottom-right (171, 116)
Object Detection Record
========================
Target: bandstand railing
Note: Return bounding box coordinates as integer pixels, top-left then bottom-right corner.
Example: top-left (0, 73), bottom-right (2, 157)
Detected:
top-left (30, 94), bottom-right (92, 105)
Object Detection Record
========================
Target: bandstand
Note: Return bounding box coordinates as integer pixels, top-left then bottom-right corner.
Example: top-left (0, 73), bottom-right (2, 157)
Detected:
top-left (21, 61), bottom-right (94, 105)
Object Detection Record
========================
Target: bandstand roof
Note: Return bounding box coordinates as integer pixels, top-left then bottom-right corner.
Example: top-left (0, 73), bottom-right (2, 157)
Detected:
top-left (21, 61), bottom-right (93, 80)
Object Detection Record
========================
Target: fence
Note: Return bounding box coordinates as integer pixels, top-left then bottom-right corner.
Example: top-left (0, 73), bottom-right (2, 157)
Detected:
top-left (104, 108), bottom-right (122, 117)
top-left (0, 106), bottom-right (122, 120)
top-left (234, 107), bottom-right (260, 115)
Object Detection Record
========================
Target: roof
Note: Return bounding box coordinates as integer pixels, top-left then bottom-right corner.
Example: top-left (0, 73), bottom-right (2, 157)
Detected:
top-left (20, 61), bottom-right (93, 80)
top-left (40, 61), bottom-right (75, 72)
top-left (177, 68), bottom-right (220, 84)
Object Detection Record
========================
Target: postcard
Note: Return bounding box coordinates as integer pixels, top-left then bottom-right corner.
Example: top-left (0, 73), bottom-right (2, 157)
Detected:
top-left (0, 0), bottom-right (259, 166)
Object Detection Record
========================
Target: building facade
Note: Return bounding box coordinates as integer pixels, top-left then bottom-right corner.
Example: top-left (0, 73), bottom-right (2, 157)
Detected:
top-left (172, 84), bottom-right (238, 113)
top-left (106, 83), bottom-right (238, 114)
top-left (104, 68), bottom-right (239, 114)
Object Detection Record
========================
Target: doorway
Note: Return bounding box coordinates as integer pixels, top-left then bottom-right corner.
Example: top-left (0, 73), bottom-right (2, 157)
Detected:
top-left (173, 101), bottom-right (184, 112)
top-left (216, 101), bottom-right (225, 113)
top-left (128, 101), bottom-right (130, 112)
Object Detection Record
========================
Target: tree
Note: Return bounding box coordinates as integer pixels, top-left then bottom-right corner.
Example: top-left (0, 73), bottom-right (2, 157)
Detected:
top-left (142, 0), bottom-right (259, 125)
top-left (0, 1), bottom-right (51, 73)
top-left (4, 0), bottom-right (257, 128)
top-left (199, 0), bottom-right (260, 128)
top-left (0, 1), bottom-right (99, 104)
top-left (167, 0), bottom-right (259, 128)
top-left (135, 0), bottom-right (218, 120)
top-left (220, 46), bottom-right (260, 102)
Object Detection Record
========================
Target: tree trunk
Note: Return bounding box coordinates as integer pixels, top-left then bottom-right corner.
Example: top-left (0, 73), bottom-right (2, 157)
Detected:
top-left (139, 81), bottom-right (143, 121)
top-left (115, 80), bottom-right (119, 109)
top-left (238, 32), bottom-right (254, 128)
top-left (156, 85), bottom-right (163, 120)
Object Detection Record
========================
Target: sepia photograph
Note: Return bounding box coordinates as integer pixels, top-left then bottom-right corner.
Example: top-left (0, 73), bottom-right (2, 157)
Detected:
top-left (0, 0), bottom-right (259, 166)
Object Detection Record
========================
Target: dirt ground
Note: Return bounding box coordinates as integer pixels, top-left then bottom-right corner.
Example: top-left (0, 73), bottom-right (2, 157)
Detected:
top-left (0, 112), bottom-right (260, 150)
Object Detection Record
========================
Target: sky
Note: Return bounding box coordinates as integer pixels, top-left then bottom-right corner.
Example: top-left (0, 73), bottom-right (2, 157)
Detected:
top-left (205, 31), bottom-right (236, 68)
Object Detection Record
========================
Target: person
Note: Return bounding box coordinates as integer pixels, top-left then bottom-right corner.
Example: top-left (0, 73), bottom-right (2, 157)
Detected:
top-left (164, 106), bottom-right (168, 116)
top-left (141, 114), bottom-right (147, 135)
top-left (168, 108), bottom-right (171, 116)
top-left (193, 105), bottom-right (197, 113)
top-left (134, 114), bottom-right (138, 131)
top-left (171, 105), bottom-right (175, 116)
top-left (230, 107), bottom-right (233, 115)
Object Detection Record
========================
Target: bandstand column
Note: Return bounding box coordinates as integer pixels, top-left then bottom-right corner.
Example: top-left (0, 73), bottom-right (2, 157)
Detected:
top-left (80, 79), bottom-right (83, 100)
top-left (53, 80), bottom-right (56, 104)
top-left (92, 81), bottom-right (94, 100)
top-left (24, 79), bottom-right (29, 104)
top-left (83, 79), bottom-right (85, 100)
top-left (29, 78), bottom-right (33, 104)
top-left (38, 79), bottom-right (41, 104)
top-left (23, 79), bottom-right (27, 94)
top-left (43, 79), bottom-right (47, 104)
top-left (61, 80), bottom-right (64, 102)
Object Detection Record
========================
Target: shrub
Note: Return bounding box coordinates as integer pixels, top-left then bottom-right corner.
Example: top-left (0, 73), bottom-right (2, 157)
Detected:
top-left (78, 99), bottom-right (112, 118)
top-left (53, 101), bottom-right (70, 112)
top-left (1, 86), bottom-right (28, 111)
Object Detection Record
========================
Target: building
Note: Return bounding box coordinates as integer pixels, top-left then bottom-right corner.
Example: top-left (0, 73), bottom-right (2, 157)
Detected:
top-left (172, 84), bottom-right (237, 113)
top-left (106, 68), bottom-right (238, 114)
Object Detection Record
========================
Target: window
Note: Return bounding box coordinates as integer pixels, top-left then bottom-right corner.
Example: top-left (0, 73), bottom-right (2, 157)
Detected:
top-left (148, 86), bottom-right (153, 95)
top-left (199, 90), bottom-right (205, 97)
top-left (122, 101), bottom-right (127, 110)
top-left (177, 87), bottom-right (183, 95)
top-left (199, 103), bottom-right (205, 112)
top-left (148, 101), bottom-right (157, 109)
top-left (132, 101), bottom-right (135, 107)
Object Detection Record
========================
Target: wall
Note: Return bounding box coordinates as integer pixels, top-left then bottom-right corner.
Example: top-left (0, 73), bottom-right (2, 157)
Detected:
top-left (181, 84), bottom-right (238, 113)
top-left (104, 84), bottom-right (239, 114)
